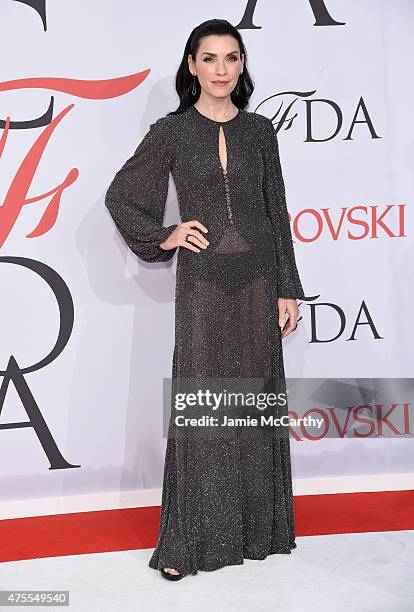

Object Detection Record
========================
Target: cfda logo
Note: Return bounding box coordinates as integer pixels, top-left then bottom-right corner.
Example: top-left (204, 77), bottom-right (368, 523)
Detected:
top-left (16, 0), bottom-right (347, 32)
top-left (256, 94), bottom-right (380, 142)
top-left (236, 0), bottom-right (346, 29)
top-left (0, 257), bottom-right (79, 470)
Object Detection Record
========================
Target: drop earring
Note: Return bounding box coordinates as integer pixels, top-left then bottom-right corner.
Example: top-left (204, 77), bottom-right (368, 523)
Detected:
top-left (235, 75), bottom-right (240, 95)
top-left (191, 75), bottom-right (197, 95)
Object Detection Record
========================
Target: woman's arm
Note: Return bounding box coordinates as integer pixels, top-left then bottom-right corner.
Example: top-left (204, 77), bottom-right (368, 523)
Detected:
top-left (105, 117), bottom-right (178, 263)
top-left (261, 118), bottom-right (305, 299)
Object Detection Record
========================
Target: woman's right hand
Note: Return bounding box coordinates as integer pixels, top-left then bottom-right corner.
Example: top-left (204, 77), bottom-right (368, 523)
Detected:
top-left (160, 220), bottom-right (209, 253)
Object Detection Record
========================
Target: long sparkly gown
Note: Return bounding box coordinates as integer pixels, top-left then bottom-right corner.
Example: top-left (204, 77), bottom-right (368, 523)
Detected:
top-left (104, 104), bottom-right (306, 576)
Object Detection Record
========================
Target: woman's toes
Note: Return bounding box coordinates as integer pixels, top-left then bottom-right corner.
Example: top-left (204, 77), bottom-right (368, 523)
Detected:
top-left (163, 567), bottom-right (180, 575)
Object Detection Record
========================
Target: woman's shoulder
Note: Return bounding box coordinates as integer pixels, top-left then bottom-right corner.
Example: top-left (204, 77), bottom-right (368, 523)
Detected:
top-left (147, 111), bottom-right (188, 140)
top-left (242, 109), bottom-right (273, 130)
top-left (241, 110), bottom-right (275, 145)
top-left (148, 113), bottom-right (176, 133)
top-left (152, 113), bottom-right (184, 131)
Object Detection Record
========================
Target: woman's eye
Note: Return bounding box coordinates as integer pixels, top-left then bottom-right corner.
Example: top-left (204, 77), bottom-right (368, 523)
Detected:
top-left (203, 56), bottom-right (238, 62)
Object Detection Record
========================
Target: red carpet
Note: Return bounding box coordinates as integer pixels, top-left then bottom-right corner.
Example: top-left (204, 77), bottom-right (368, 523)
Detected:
top-left (0, 490), bottom-right (413, 563)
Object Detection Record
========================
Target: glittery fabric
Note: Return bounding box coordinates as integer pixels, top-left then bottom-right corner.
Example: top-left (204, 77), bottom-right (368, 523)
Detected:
top-left (105, 104), bottom-right (305, 577)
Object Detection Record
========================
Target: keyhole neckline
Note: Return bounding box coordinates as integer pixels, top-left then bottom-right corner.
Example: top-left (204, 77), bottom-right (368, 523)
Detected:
top-left (191, 104), bottom-right (242, 126)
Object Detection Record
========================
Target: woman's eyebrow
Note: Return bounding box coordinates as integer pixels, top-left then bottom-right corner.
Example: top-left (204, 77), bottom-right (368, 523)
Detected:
top-left (201, 51), bottom-right (239, 56)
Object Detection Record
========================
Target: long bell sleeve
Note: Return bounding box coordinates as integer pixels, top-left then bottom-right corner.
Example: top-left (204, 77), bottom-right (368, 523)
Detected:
top-left (261, 119), bottom-right (305, 299)
top-left (105, 117), bottom-right (178, 263)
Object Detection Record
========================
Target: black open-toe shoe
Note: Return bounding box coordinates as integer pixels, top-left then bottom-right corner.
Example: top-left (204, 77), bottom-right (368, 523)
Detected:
top-left (160, 568), bottom-right (197, 580)
top-left (160, 568), bottom-right (184, 581)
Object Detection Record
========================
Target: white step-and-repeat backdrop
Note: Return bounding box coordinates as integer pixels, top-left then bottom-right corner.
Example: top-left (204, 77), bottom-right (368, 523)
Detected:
top-left (0, 1), bottom-right (413, 507)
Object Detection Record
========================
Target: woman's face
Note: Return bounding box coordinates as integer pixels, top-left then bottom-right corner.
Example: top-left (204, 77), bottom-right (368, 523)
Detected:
top-left (188, 34), bottom-right (244, 100)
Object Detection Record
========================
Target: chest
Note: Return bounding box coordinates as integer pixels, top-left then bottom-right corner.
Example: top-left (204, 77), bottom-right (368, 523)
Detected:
top-left (171, 124), bottom-right (264, 186)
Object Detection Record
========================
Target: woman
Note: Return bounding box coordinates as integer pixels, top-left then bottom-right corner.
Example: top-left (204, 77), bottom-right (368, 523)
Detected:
top-left (105, 19), bottom-right (306, 581)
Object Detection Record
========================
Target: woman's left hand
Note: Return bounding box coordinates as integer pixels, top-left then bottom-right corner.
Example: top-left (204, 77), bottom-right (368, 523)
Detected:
top-left (278, 298), bottom-right (300, 339)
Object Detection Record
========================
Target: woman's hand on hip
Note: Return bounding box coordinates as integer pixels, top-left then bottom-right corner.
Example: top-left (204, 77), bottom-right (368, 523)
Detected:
top-left (159, 220), bottom-right (209, 253)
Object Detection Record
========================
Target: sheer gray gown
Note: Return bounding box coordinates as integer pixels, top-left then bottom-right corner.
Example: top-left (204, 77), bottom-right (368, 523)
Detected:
top-left (104, 104), bottom-right (306, 576)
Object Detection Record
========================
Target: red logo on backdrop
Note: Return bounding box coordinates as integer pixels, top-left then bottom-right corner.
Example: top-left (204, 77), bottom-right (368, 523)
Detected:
top-left (0, 72), bottom-right (149, 247)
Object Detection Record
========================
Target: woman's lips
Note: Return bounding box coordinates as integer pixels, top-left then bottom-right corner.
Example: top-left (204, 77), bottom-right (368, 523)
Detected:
top-left (212, 81), bottom-right (229, 87)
